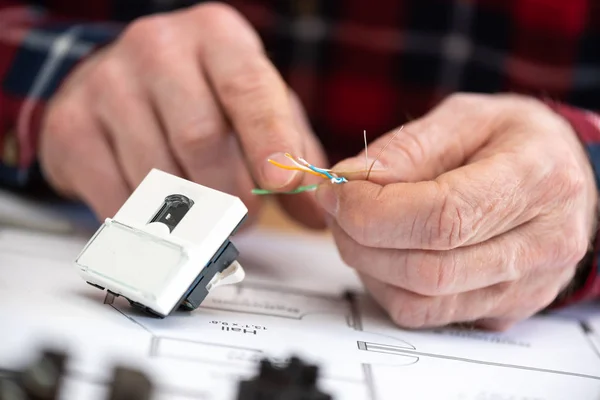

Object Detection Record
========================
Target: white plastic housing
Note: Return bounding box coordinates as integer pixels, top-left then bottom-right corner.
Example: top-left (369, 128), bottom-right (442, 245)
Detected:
top-left (74, 169), bottom-right (247, 316)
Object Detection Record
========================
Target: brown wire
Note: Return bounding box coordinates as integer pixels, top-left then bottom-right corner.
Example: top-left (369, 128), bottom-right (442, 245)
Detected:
top-left (365, 125), bottom-right (404, 181)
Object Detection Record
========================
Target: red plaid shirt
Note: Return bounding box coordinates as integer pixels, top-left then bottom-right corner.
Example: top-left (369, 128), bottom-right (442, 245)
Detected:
top-left (1, 0), bottom-right (600, 306)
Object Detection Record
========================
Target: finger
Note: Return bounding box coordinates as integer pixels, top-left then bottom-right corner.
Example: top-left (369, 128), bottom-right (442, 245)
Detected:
top-left (50, 114), bottom-right (129, 220)
top-left (198, 9), bottom-right (305, 191)
top-left (40, 92), bottom-right (130, 220)
top-left (275, 91), bottom-right (329, 230)
top-left (333, 93), bottom-right (500, 184)
top-left (141, 49), bottom-right (238, 189)
top-left (476, 259), bottom-right (576, 330)
top-left (333, 214), bottom-right (586, 296)
top-left (360, 273), bottom-right (504, 329)
top-left (95, 70), bottom-right (183, 187)
top-left (360, 265), bottom-right (563, 330)
top-left (318, 151), bottom-right (547, 250)
top-left (330, 220), bottom-right (530, 296)
top-left (73, 132), bottom-right (130, 220)
top-left (145, 55), bottom-right (262, 212)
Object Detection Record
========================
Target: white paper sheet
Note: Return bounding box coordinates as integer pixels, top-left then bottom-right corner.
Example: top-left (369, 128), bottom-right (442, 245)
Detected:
top-left (1, 226), bottom-right (600, 400)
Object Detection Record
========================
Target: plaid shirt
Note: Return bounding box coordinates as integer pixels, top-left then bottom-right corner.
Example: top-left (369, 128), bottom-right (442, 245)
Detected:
top-left (1, 0), bottom-right (600, 306)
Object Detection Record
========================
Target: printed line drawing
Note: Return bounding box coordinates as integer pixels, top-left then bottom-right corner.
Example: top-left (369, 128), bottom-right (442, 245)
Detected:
top-left (357, 341), bottom-right (416, 354)
top-left (580, 321), bottom-right (600, 361)
top-left (198, 281), bottom-right (349, 320)
top-left (103, 281), bottom-right (600, 400)
top-left (363, 346), bottom-right (600, 381)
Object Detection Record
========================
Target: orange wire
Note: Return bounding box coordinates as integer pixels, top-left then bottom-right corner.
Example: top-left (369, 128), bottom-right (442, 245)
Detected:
top-left (267, 159), bottom-right (328, 179)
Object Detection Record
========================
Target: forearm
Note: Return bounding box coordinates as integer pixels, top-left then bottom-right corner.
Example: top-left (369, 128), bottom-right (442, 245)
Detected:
top-left (0, 1), bottom-right (123, 189)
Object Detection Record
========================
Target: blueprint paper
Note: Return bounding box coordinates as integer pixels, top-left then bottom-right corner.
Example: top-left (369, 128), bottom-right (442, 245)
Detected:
top-left (1, 226), bottom-right (600, 400)
top-left (0, 190), bottom-right (98, 234)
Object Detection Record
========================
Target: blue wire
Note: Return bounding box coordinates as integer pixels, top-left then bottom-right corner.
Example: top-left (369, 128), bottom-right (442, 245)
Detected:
top-left (306, 164), bottom-right (348, 184)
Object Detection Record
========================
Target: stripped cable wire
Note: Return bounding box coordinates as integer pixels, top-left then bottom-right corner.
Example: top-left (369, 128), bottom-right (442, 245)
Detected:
top-left (366, 125), bottom-right (403, 181)
top-left (251, 126), bottom-right (403, 195)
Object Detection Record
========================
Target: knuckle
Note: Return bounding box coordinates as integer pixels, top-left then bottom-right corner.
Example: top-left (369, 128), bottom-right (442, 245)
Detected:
top-left (170, 118), bottom-right (225, 157)
top-left (390, 299), bottom-right (425, 329)
top-left (123, 15), bottom-right (175, 47)
top-left (502, 244), bottom-right (521, 282)
top-left (540, 286), bottom-right (561, 309)
top-left (561, 225), bottom-right (589, 265)
top-left (88, 59), bottom-right (122, 91)
top-left (425, 184), bottom-right (476, 249)
top-left (523, 286), bottom-right (559, 313)
top-left (543, 226), bottom-right (588, 268)
top-left (218, 61), bottom-right (272, 101)
top-left (194, 2), bottom-right (242, 25)
top-left (121, 15), bottom-right (184, 65)
top-left (390, 297), bottom-right (446, 329)
top-left (387, 129), bottom-right (426, 170)
top-left (405, 253), bottom-right (456, 296)
top-left (40, 101), bottom-right (82, 193)
top-left (43, 102), bottom-right (76, 146)
top-left (192, 2), bottom-right (261, 48)
top-left (443, 92), bottom-right (481, 108)
top-left (554, 162), bottom-right (587, 200)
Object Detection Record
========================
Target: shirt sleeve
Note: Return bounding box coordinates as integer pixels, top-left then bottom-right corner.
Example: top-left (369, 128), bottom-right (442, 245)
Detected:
top-left (0, 1), bottom-right (123, 190)
top-left (545, 100), bottom-right (600, 307)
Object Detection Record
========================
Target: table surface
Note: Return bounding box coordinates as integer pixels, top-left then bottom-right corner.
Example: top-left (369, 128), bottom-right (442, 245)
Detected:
top-left (255, 198), bottom-right (328, 234)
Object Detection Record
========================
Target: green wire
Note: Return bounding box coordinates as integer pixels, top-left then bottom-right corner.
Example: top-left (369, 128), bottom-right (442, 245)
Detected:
top-left (251, 184), bottom-right (319, 195)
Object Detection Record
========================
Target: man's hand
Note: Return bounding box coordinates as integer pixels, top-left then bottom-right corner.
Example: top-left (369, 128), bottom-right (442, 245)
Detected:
top-left (316, 93), bottom-right (598, 331)
top-left (39, 2), bottom-right (326, 228)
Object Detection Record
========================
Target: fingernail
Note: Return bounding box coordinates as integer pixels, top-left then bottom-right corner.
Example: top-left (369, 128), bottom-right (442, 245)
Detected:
top-left (263, 152), bottom-right (298, 189)
top-left (316, 183), bottom-right (338, 216)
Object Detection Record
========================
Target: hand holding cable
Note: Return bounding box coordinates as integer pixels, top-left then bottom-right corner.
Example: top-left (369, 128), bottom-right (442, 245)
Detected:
top-left (316, 93), bottom-right (598, 331)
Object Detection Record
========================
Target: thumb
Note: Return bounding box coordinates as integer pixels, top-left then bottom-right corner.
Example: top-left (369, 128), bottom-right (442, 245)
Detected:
top-left (333, 95), bottom-right (498, 185)
top-left (332, 124), bottom-right (463, 185)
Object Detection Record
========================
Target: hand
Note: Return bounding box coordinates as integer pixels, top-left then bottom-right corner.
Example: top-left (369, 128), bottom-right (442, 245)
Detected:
top-left (39, 2), bottom-right (327, 228)
top-left (316, 93), bottom-right (598, 331)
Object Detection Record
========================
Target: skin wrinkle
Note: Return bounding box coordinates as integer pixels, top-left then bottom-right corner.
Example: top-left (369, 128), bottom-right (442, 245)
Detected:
top-left (346, 184), bottom-right (375, 247)
top-left (449, 206), bottom-right (458, 250)
top-left (369, 183), bottom-right (393, 247)
top-left (445, 184), bottom-right (481, 248)
top-left (371, 184), bottom-right (388, 246)
top-left (451, 187), bottom-right (475, 246)
top-left (443, 294), bottom-right (458, 326)
top-left (409, 205), bottom-right (418, 249)
top-left (413, 293), bottom-right (435, 328)
top-left (368, 255), bottom-right (569, 329)
top-left (431, 192), bottom-right (448, 249)
top-left (413, 120), bottom-right (465, 175)
top-left (463, 158), bottom-right (526, 244)
top-left (95, 111), bottom-right (132, 186)
top-left (482, 281), bottom-right (508, 318)
top-left (436, 248), bottom-right (456, 295)
top-left (390, 126), bottom-right (427, 172)
top-left (381, 251), bottom-right (397, 279)
top-left (481, 177), bottom-right (510, 239)
top-left (504, 232), bottom-right (521, 282)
